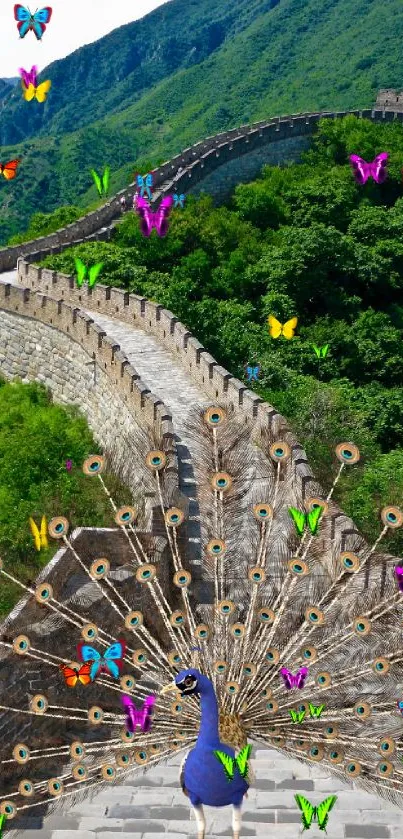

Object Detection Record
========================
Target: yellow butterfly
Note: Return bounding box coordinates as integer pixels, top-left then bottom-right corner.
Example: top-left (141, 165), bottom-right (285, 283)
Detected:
top-left (29, 516), bottom-right (48, 551)
top-left (23, 80), bottom-right (51, 103)
top-left (268, 315), bottom-right (298, 340)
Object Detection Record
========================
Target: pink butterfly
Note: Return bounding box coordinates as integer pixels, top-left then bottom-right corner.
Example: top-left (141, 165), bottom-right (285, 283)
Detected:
top-left (121, 694), bottom-right (156, 732)
top-left (349, 153), bottom-right (389, 185)
top-left (18, 65), bottom-right (38, 88)
top-left (394, 565), bottom-right (403, 592)
top-left (135, 195), bottom-right (173, 237)
top-left (280, 666), bottom-right (308, 689)
top-left (65, 459), bottom-right (72, 471)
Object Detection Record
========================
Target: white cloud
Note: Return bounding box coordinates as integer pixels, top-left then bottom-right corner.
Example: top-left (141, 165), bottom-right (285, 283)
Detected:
top-left (0, 0), bottom-right (167, 77)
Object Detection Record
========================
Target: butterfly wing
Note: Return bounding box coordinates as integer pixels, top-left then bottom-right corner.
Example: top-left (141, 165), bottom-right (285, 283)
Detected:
top-left (77, 642), bottom-right (100, 663)
top-left (296, 667), bottom-right (309, 689)
top-left (74, 257), bottom-right (87, 287)
top-left (213, 750), bottom-right (235, 781)
top-left (103, 640), bottom-right (126, 677)
top-left (307, 505), bottom-right (323, 536)
top-left (288, 507), bottom-right (306, 537)
top-left (282, 317), bottom-right (298, 339)
top-left (88, 262), bottom-right (104, 288)
top-left (235, 744), bottom-right (252, 779)
top-left (321, 344), bottom-right (329, 358)
top-left (290, 709), bottom-right (298, 722)
top-left (90, 169), bottom-right (102, 196)
top-left (60, 664), bottom-right (78, 688)
top-left (145, 173), bottom-right (153, 187)
top-left (295, 795), bottom-right (315, 831)
top-left (39, 515), bottom-right (48, 549)
top-left (297, 710), bottom-right (306, 722)
top-left (371, 152), bottom-right (389, 184)
top-left (155, 196), bottom-right (173, 237)
top-left (35, 80), bottom-right (51, 103)
top-left (253, 365), bottom-right (260, 379)
top-left (268, 314), bottom-right (282, 339)
top-left (312, 344), bottom-right (320, 358)
top-left (32, 7), bottom-right (52, 38)
top-left (14, 4), bottom-right (32, 37)
top-left (280, 667), bottom-right (294, 689)
top-left (349, 155), bottom-right (369, 185)
top-left (102, 166), bottom-right (110, 195)
top-left (316, 795), bottom-right (337, 831)
top-left (136, 198), bottom-right (153, 237)
top-left (19, 66), bottom-right (36, 87)
top-left (77, 663), bottom-right (92, 685)
top-left (394, 565), bottom-right (403, 592)
top-left (1, 159), bottom-right (21, 180)
top-left (29, 517), bottom-right (41, 551)
top-left (23, 83), bottom-right (36, 102)
top-left (309, 703), bottom-right (325, 718)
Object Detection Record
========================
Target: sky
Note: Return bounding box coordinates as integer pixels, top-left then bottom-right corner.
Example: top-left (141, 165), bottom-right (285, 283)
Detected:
top-left (0, 0), bottom-right (167, 77)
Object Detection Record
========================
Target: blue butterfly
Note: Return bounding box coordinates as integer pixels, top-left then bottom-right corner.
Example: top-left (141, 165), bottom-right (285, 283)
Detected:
top-left (173, 193), bottom-right (185, 208)
top-left (397, 700), bottom-right (403, 715)
top-left (14, 5), bottom-right (53, 40)
top-left (136, 173), bottom-right (153, 200)
top-left (245, 364), bottom-right (260, 382)
top-left (77, 640), bottom-right (126, 681)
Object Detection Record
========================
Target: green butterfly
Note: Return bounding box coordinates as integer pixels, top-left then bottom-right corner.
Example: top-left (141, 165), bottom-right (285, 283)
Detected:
top-left (74, 258), bottom-right (104, 289)
top-left (309, 703), bottom-right (325, 718)
top-left (289, 708), bottom-right (306, 723)
top-left (213, 744), bottom-right (252, 782)
top-left (0, 815), bottom-right (6, 839)
top-left (288, 505), bottom-right (323, 537)
top-left (295, 794), bottom-right (337, 832)
top-left (312, 344), bottom-right (329, 359)
top-left (90, 166), bottom-right (110, 197)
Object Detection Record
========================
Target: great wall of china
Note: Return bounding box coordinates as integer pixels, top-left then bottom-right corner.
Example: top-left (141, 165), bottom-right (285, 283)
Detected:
top-left (1, 97), bottom-right (403, 838)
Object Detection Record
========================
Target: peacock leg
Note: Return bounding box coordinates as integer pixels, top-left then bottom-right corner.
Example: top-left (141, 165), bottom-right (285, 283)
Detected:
top-left (232, 804), bottom-right (242, 839)
top-left (192, 803), bottom-right (206, 839)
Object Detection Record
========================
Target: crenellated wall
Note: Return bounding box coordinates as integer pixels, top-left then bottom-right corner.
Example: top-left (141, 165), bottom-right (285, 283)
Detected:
top-left (0, 105), bottom-right (401, 270)
top-left (0, 281), bottom-right (176, 501)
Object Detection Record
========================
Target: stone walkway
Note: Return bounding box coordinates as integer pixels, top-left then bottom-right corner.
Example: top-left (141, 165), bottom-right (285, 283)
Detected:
top-left (2, 269), bottom-right (403, 838)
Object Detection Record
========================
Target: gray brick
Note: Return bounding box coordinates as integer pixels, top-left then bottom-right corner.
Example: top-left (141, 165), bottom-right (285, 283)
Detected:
top-left (345, 826), bottom-right (391, 838)
top-left (276, 779), bottom-right (314, 790)
top-left (77, 818), bottom-right (125, 832)
top-left (50, 833), bottom-right (95, 839)
top-left (242, 810), bottom-right (275, 823)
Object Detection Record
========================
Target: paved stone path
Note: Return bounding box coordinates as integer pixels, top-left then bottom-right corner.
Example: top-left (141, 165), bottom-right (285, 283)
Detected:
top-left (2, 269), bottom-right (403, 838)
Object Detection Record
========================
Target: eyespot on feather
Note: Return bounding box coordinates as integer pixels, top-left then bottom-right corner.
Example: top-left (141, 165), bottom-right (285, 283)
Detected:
top-left (300, 645), bottom-right (317, 663)
top-left (248, 566), bottom-right (266, 584)
top-left (376, 760), bottom-right (394, 777)
top-left (378, 737), bottom-right (395, 756)
top-left (48, 516), bottom-right (69, 538)
top-left (335, 442), bottom-right (360, 464)
top-left (0, 801), bottom-right (16, 818)
top-left (30, 695), bottom-right (48, 714)
top-left (269, 441), bottom-right (291, 463)
top-left (253, 503), bottom-right (273, 521)
top-left (211, 472), bottom-right (232, 492)
top-left (48, 778), bottom-right (63, 796)
top-left (265, 647), bottom-right (280, 664)
top-left (134, 749), bottom-right (149, 765)
top-left (288, 558), bottom-right (309, 576)
top-left (145, 450), bottom-right (166, 471)
top-left (132, 649), bottom-right (148, 666)
top-left (13, 634), bottom-right (30, 655)
top-left (120, 675), bottom-right (135, 691)
top-left (125, 611), bottom-right (143, 629)
top-left (173, 570), bottom-right (191, 588)
top-left (231, 623), bottom-right (245, 639)
top-left (381, 506), bottom-right (403, 529)
top-left (101, 764), bottom-right (116, 781)
top-left (194, 623), bottom-right (210, 640)
top-left (81, 623), bottom-right (98, 641)
top-left (340, 552), bottom-right (360, 572)
top-left (216, 600), bottom-right (235, 616)
top-left (116, 752), bottom-right (131, 768)
top-left (353, 617), bottom-right (371, 636)
top-left (206, 538), bottom-right (227, 556)
top-left (115, 506), bottom-right (137, 526)
top-left (305, 606), bottom-right (325, 625)
top-left (72, 764), bottom-right (88, 781)
top-left (305, 497), bottom-right (328, 515)
top-left (90, 558), bottom-right (110, 579)
top-left (35, 583), bottom-right (53, 604)
top-left (83, 454), bottom-right (105, 476)
top-left (372, 657), bottom-right (390, 675)
top-left (88, 706), bottom-right (104, 724)
top-left (225, 681), bottom-right (240, 695)
top-left (345, 761), bottom-right (361, 777)
top-left (354, 700), bottom-right (371, 719)
top-left (265, 699), bottom-right (279, 714)
top-left (258, 607), bottom-right (275, 624)
top-left (242, 662), bottom-right (257, 678)
top-left (70, 741), bottom-right (86, 759)
top-left (328, 748), bottom-right (344, 763)
top-left (13, 743), bottom-right (30, 764)
top-left (324, 724), bottom-right (339, 739)
top-left (308, 744), bottom-right (324, 762)
top-left (136, 564), bottom-right (156, 583)
top-left (165, 507), bottom-right (185, 527)
top-left (316, 671), bottom-right (331, 687)
top-left (168, 651), bottom-right (182, 667)
top-left (170, 610), bottom-right (185, 627)
top-left (204, 407), bottom-right (226, 427)
top-left (214, 660), bottom-right (228, 675)
top-left (18, 779), bottom-right (34, 796)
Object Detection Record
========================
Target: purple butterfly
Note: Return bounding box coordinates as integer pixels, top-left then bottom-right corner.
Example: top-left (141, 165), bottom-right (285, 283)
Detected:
top-left (280, 667), bottom-right (308, 690)
top-left (394, 565), bottom-right (403, 592)
top-left (135, 195), bottom-right (173, 237)
top-left (18, 65), bottom-right (38, 88)
top-left (65, 459), bottom-right (72, 471)
top-left (349, 153), bottom-right (389, 185)
top-left (121, 694), bottom-right (156, 732)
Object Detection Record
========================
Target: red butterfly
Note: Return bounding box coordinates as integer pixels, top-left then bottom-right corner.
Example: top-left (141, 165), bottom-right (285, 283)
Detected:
top-left (0, 159), bottom-right (21, 180)
top-left (60, 662), bottom-right (92, 687)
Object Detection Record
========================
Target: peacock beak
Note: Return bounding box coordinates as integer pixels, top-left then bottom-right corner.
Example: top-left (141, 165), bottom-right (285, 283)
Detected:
top-left (160, 682), bottom-right (178, 695)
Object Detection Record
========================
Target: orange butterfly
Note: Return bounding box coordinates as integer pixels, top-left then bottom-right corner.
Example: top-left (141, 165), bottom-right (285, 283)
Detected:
top-left (60, 662), bottom-right (92, 687)
top-left (0, 159), bottom-right (21, 180)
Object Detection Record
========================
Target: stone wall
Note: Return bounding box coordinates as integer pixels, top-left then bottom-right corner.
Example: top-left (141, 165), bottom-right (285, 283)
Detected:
top-left (0, 282), bottom-right (176, 501)
top-left (375, 89), bottom-right (403, 112)
top-left (1, 106), bottom-right (401, 270)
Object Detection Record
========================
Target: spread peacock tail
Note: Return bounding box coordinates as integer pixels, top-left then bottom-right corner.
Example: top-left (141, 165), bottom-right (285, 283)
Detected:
top-left (1, 404), bottom-right (403, 834)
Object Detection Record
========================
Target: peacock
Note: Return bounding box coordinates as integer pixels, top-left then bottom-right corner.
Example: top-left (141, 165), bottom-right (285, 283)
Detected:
top-left (1, 403), bottom-right (403, 838)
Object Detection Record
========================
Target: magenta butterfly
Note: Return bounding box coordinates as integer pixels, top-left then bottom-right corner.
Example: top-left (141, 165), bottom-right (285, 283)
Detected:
top-left (135, 195), bottom-right (173, 237)
top-left (349, 153), bottom-right (389, 185)
top-left (18, 65), bottom-right (38, 88)
top-left (121, 694), bottom-right (156, 733)
top-left (394, 565), bottom-right (403, 592)
top-left (280, 666), bottom-right (308, 690)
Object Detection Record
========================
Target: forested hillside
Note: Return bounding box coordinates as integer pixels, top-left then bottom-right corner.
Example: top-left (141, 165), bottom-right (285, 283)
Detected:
top-left (0, 0), bottom-right (402, 243)
top-left (34, 116), bottom-right (403, 557)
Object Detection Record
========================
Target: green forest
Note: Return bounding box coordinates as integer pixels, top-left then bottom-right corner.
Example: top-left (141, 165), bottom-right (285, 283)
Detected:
top-left (2, 114), bottom-right (403, 616)
top-left (0, 0), bottom-right (402, 243)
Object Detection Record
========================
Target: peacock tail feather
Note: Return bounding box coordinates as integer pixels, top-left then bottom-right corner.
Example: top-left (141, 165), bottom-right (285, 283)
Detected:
top-left (0, 404), bottom-right (403, 824)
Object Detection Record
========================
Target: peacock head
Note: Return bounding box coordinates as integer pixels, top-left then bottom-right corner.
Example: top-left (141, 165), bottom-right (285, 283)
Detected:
top-left (161, 668), bottom-right (208, 698)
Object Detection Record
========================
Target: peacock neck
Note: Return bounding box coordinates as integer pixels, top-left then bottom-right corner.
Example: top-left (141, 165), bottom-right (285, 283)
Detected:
top-left (196, 680), bottom-right (221, 749)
